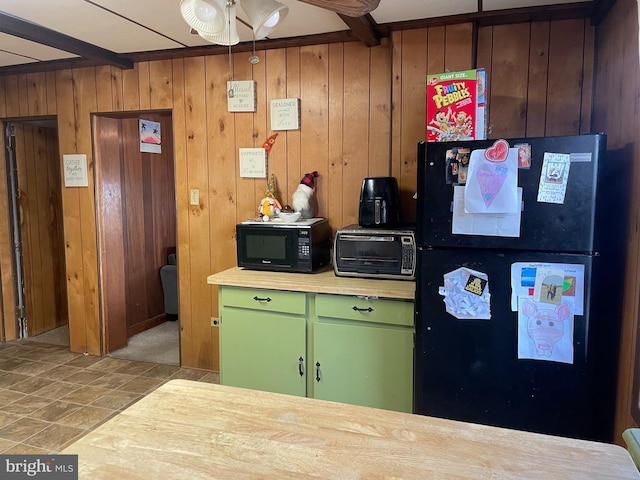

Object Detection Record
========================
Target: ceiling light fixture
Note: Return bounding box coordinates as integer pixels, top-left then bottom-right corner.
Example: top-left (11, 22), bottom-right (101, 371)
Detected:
top-left (198, 1), bottom-right (240, 46)
top-left (179, 0), bottom-right (226, 35)
top-left (241, 0), bottom-right (289, 39)
top-left (180, 0), bottom-right (289, 46)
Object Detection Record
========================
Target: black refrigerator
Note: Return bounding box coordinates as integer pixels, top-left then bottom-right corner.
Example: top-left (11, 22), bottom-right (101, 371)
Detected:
top-left (414, 133), bottom-right (629, 442)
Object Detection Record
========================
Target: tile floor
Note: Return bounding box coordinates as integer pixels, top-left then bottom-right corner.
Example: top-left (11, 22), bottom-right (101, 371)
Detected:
top-left (0, 339), bottom-right (219, 454)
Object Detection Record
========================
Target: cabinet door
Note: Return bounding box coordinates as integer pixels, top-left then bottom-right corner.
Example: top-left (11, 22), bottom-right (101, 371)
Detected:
top-left (313, 322), bottom-right (413, 412)
top-left (221, 309), bottom-right (306, 397)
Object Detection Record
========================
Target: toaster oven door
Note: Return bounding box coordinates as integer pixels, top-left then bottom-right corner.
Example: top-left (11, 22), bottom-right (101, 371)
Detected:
top-left (335, 234), bottom-right (402, 275)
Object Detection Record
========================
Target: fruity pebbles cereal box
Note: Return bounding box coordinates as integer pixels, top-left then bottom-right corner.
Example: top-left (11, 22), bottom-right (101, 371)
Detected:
top-left (426, 68), bottom-right (487, 142)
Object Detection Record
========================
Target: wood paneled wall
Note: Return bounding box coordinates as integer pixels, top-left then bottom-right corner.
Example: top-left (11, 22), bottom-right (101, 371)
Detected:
top-left (390, 19), bottom-right (593, 220)
top-left (13, 124), bottom-right (67, 337)
top-left (0, 20), bottom-right (596, 375)
top-left (592, 0), bottom-right (640, 443)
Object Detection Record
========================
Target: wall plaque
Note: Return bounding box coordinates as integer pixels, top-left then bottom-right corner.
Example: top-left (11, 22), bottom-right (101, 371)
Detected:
top-left (239, 148), bottom-right (267, 178)
top-left (228, 81), bottom-right (257, 112)
top-left (63, 154), bottom-right (88, 187)
top-left (270, 98), bottom-right (300, 130)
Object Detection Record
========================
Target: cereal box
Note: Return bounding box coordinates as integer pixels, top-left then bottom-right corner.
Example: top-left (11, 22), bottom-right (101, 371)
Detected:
top-left (426, 68), bottom-right (487, 142)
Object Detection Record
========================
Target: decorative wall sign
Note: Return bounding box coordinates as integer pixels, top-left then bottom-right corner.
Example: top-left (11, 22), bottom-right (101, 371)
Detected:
top-left (270, 98), bottom-right (300, 130)
top-left (63, 154), bottom-right (89, 187)
top-left (228, 81), bottom-right (257, 112)
top-left (239, 148), bottom-right (267, 178)
top-left (140, 119), bottom-right (161, 153)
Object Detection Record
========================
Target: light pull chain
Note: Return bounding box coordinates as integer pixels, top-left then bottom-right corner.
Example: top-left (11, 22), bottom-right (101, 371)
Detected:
top-left (227, 0), bottom-right (235, 98)
top-left (249, 35), bottom-right (259, 65)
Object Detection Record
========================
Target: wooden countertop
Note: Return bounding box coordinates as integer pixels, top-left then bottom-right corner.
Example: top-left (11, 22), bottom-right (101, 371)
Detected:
top-left (62, 379), bottom-right (638, 479)
top-left (207, 266), bottom-right (415, 300)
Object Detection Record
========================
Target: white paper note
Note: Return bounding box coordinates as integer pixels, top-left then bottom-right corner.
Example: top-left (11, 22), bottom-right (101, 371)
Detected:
top-left (518, 297), bottom-right (574, 364)
top-left (510, 262), bottom-right (585, 315)
top-left (464, 146), bottom-right (519, 214)
top-left (452, 186), bottom-right (522, 237)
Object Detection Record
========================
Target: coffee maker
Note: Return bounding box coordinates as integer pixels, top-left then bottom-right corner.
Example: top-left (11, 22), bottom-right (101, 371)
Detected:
top-left (358, 177), bottom-right (401, 227)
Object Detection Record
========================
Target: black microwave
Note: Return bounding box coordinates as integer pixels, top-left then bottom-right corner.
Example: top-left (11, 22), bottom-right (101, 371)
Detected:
top-left (236, 218), bottom-right (331, 273)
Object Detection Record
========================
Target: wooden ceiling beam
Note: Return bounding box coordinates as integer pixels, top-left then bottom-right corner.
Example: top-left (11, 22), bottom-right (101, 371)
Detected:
top-left (297, 0), bottom-right (380, 17)
top-left (338, 13), bottom-right (381, 47)
top-left (376, 2), bottom-right (596, 34)
top-left (0, 11), bottom-right (133, 70)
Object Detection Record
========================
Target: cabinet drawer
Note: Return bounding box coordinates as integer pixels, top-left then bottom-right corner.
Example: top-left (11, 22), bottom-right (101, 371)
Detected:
top-left (221, 286), bottom-right (307, 315)
top-left (315, 294), bottom-right (413, 327)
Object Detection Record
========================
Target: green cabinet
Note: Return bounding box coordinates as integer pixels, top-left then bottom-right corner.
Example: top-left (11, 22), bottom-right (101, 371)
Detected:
top-left (218, 286), bottom-right (414, 412)
top-left (311, 294), bottom-right (414, 413)
top-left (219, 287), bottom-right (307, 397)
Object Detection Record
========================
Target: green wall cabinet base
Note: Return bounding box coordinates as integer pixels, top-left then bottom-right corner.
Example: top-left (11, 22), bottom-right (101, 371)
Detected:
top-left (218, 285), bottom-right (414, 412)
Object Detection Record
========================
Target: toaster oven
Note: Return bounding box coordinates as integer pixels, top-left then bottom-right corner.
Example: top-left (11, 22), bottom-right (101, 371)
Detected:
top-left (333, 225), bottom-right (416, 280)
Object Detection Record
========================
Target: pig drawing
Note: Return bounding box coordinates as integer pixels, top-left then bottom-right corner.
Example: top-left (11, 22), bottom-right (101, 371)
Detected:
top-left (522, 300), bottom-right (571, 357)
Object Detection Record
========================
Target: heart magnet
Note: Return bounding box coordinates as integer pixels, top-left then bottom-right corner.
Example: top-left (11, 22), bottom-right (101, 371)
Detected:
top-left (485, 139), bottom-right (510, 162)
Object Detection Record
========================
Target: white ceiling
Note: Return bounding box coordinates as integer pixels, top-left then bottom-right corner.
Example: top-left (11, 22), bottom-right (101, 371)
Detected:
top-left (0, 0), bottom-right (591, 69)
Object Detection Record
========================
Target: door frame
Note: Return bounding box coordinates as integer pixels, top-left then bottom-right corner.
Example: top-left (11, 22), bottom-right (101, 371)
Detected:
top-left (0, 116), bottom-right (68, 343)
top-left (92, 110), bottom-right (178, 356)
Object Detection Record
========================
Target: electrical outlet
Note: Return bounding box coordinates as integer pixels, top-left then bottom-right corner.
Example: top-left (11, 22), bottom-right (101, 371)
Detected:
top-left (190, 189), bottom-right (199, 206)
top-left (211, 317), bottom-right (219, 326)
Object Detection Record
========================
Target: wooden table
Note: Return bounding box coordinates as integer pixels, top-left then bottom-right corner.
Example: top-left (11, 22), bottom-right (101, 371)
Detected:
top-left (62, 379), bottom-right (639, 479)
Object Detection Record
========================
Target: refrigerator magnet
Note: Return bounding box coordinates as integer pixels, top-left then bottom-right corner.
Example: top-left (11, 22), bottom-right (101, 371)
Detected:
top-left (464, 274), bottom-right (487, 296)
top-left (537, 152), bottom-right (571, 204)
top-left (445, 149), bottom-right (459, 184)
top-left (456, 148), bottom-right (470, 184)
top-left (515, 143), bottom-right (531, 169)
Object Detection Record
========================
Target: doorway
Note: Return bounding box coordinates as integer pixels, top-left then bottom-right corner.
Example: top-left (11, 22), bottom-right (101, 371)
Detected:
top-left (93, 112), bottom-right (178, 365)
top-left (3, 119), bottom-right (69, 343)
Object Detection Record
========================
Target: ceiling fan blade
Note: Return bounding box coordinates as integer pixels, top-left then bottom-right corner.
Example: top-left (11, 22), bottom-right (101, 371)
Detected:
top-left (297, 0), bottom-right (381, 17)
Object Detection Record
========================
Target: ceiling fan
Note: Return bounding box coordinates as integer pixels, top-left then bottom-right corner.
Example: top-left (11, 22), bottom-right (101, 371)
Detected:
top-left (182, 0), bottom-right (383, 52)
top-left (297, 0), bottom-right (380, 16)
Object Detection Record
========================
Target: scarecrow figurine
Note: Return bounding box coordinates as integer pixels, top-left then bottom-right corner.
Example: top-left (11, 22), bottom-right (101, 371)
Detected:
top-left (258, 174), bottom-right (282, 220)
